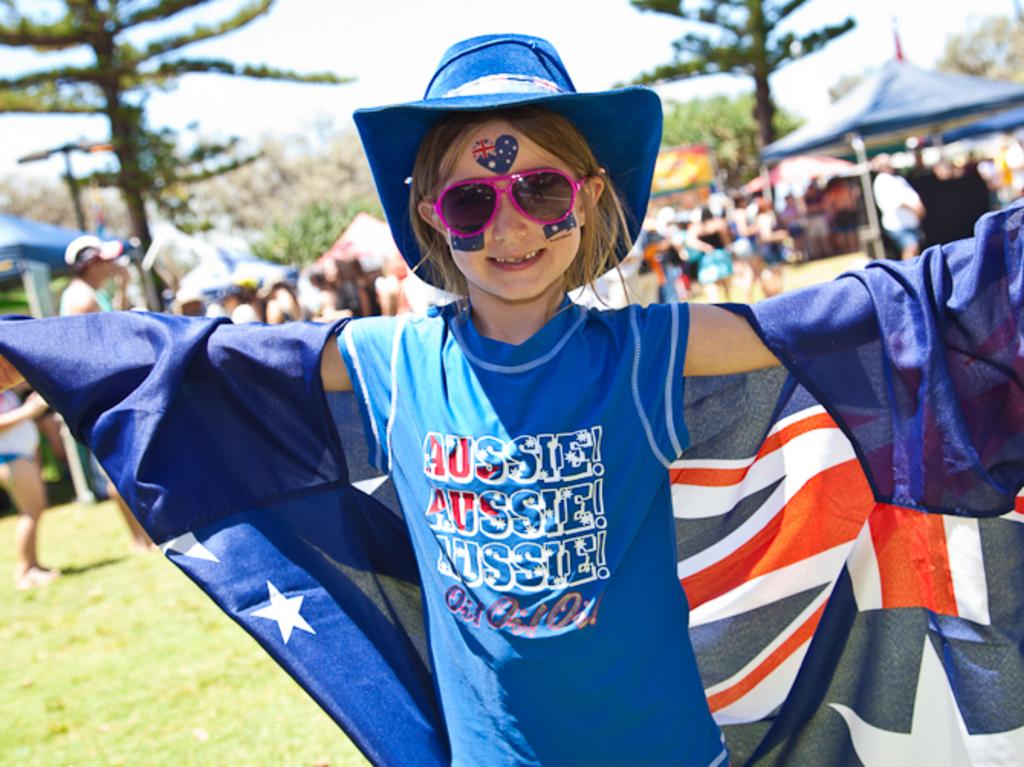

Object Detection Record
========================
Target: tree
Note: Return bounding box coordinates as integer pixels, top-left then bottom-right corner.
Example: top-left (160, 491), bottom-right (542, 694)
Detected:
top-left (629, 0), bottom-right (854, 147)
top-left (661, 93), bottom-right (802, 186)
top-left (937, 15), bottom-right (1024, 82)
top-left (251, 199), bottom-right (380, 268)
top-left (827, 70), bottom-right (869, 104)
top-left (189, 130), bottom-right (379, 236)
top-left (0, 174), bottom-right (130, 233)
top-left (0, 1), bottom-right (352, 248)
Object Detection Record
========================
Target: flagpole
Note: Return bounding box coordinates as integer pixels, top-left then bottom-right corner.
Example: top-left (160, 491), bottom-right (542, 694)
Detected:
top-left (850, 132), bottom-right (885, 260)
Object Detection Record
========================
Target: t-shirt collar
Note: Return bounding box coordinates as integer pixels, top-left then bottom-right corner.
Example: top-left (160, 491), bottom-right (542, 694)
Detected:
top-left (447, 296), bottom-right (586, 373)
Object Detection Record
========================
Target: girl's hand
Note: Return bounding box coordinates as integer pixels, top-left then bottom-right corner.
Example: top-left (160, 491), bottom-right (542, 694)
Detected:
top-left (0, 354), bottom-right (24, 391)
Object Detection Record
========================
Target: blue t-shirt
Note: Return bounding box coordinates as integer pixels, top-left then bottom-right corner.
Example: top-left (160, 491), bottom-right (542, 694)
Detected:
top-left (338, 299), bottom-right (726, 767)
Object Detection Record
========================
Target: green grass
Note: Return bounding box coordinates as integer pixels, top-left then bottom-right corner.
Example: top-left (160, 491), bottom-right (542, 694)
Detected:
top-left (0, 500), bottom-right (369, 766)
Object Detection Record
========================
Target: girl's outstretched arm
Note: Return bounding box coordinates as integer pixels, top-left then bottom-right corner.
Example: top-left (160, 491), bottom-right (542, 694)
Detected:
top-left (3, 337), bottom-right (353, 394)
top-left (320, 335), bottom-right (353, 392)
top-left (684, 303), bottom-right (780, 376)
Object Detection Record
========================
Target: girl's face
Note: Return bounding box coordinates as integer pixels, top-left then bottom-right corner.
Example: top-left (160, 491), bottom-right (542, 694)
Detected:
top-left (418, 119), bottom-right (603, 311)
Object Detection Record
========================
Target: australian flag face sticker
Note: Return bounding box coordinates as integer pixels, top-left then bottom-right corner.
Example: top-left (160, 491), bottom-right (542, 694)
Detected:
top-left (544, 213), bottom-right (578, 240)
top-left (474, 134), bottom-right (518, 174)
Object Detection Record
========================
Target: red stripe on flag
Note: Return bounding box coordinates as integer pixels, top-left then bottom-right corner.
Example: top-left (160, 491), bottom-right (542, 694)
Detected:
top-left (670, 412), bottom-right (838, 487)
top-left (681, 459), bottom-right (873, 608)
top-left (869, 504), bottom-right (958, 615)
top-left (1016, 496), bottom-right (1024, 514)
top-left (706, 599), bottom-right (827, 712)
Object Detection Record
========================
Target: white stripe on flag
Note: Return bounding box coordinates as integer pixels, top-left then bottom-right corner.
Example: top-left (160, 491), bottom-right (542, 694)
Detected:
top-left (943, 516), bottom-right (990, 625)
top-left (847, 520), bottom-right (883, 611)
top-left (688, 543), bottom-right (852, 627)
top-left (672, 426), bottom-right (856, 520)
top-left (711, 640), bottom-right (811, 725)
top-left (703, 585), bottom-right (833, 724)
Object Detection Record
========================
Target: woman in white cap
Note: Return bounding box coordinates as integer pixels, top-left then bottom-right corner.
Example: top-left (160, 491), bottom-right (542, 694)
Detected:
top-left (60, 234), bottom-right (152, 552)
top-left (59, 235), bottom-right (130, 316)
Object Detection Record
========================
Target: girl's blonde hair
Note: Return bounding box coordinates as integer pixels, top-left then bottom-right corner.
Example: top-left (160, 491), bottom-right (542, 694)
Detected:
top-left (409, 106), bottom-right (633, 296)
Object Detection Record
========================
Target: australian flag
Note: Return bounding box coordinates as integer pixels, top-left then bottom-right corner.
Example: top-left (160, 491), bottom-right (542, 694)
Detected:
top-left (1, 201), bottom-right (1022, 766)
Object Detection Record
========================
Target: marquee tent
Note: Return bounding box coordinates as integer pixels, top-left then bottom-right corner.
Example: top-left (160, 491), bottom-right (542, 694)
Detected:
top-left (0, 214), bottom-right (89, 281)
top-left (942, 105), bottom-right (1024, 144)
top-left (318, 212), bottom-right (397, 273)
top-left (743, 155), bottom-right (855, 195)
top-left (762, 61), bottom-right (1024, 162)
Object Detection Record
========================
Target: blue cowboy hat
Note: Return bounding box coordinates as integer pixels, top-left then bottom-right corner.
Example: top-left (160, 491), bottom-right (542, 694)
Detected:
top-left (353, 33), bottom-right (663, 284)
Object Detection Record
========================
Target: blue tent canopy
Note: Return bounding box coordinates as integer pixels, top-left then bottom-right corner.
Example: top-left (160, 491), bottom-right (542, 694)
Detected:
top-left (763, 61), bottom-right (1024, 162)
top-left (942, 105), bottom-right (1024, 144)
top-left (0, 214), bottom-right (89, 280)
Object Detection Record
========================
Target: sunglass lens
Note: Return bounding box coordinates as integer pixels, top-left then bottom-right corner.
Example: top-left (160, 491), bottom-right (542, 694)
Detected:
top-left (440, 183), bottom-right (496, 235)
top-left (512, 172), bottom-right (574, 222)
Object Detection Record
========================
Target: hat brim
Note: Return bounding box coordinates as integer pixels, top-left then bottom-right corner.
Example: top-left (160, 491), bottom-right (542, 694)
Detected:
top-left (354, 87), bottom-right (662, 286)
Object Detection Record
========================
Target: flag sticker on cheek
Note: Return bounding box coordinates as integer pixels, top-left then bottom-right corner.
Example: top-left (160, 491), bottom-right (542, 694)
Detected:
top-left (474, 135), bottom-right (518, 174)
top-left (452, 232), bottom-right (485, 251)
top-left (544, 213), bottom-right (577, 241)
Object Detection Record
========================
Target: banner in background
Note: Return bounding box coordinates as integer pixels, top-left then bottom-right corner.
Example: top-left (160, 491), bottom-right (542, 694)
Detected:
top-left (651, 144), bottom-right (715, 196)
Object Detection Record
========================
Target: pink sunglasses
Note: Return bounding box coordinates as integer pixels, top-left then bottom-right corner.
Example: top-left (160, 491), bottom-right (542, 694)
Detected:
top-left (434, 167), bottom-right (585, 237)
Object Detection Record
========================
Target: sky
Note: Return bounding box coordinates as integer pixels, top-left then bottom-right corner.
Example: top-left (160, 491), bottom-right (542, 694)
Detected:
top-left (0, 0), bottom-right (1020, 183)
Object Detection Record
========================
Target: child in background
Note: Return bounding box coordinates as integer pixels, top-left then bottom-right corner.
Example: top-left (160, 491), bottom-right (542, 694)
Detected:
top-left (0, 388), bottom-right (58, 589)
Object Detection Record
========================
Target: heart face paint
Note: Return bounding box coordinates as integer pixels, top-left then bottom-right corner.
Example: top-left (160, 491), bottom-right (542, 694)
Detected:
top-left (474, 135), bottom-right (519, 173)
top-left (544, 213), bottom-right (577, 241)
top-left (452, 133), bottom-right (520, 251)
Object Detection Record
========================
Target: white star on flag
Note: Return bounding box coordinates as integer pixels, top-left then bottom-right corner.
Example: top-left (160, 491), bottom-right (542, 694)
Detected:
top-left (353, 475), bottom-right (388, 495)
top-left (251, 581), bottom-right (316, 644)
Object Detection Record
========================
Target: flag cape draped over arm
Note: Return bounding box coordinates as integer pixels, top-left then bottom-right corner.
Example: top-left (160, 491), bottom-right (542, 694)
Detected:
top-left (0, 204), bottom-right (1021, 765)
top-left (0, 314), bottom-right (449, 767)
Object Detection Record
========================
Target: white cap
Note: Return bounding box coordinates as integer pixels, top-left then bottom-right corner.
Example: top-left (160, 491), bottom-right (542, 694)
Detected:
top-left (64, 235), bottom-right (124, 269)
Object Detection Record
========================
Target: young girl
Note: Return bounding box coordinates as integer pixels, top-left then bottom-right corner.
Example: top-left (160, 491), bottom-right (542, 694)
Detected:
top-left (1, 32), bottom-right (1021, 767)
top-left (316, 34), bottom-right (777, 766)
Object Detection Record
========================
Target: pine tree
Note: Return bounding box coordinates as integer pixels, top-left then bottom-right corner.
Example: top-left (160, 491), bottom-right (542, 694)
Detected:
top-left (0, 1), bottom-right (352, 246)
top-left (630, 0), bottom-right (854, 147)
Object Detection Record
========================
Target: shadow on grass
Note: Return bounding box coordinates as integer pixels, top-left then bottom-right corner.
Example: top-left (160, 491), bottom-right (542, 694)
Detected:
top-left (57, 557), bottom-right (130, 577)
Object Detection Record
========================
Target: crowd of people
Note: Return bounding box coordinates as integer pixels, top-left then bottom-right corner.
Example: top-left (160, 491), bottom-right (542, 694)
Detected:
top-left (4, 134), bottom-right (1018, 591)
top-left (596, 191), bottom-right (796, 309)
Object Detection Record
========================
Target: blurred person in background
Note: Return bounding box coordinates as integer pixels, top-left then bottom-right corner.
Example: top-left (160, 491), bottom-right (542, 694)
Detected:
top-left (728, 192), bottom-right (764, 303)
top-left (375, 249), bottom-right (414, 316)
top-left (687, 206), bottom-right (733, 302)
top-left (59, 235), bottom-right (131, 315)
top-left (755, 195), bottom-right (786, 299)
top-left (801, 181), bottom-right (831, 260)
top-left (60, 236), bottom-right (153, 552)
top-left (263, 280), bottom-right (305, 324)
top-left (0, 387), bottom-right (58, 589)
top-left (171, 287), bottom-right (205, 317)
top-left (872, 154), bottom-right (926, 261)
top-left (823, 177), bottom-right (860, 256)
top-left (306, 263), bottom-right (354, 322)
top-left (222, 276), bottom-right (265, 324)
top-left (778, 193), bottom-right (806, 261)
top-left (654, 207), bottom-right (686, 303)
